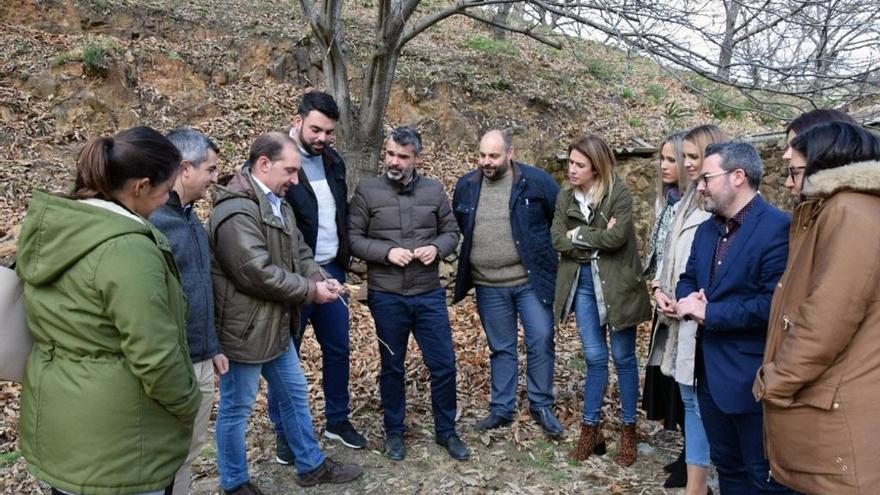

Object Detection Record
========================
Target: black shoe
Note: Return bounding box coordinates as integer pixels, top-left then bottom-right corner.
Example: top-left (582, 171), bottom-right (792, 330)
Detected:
top-left (530, 407), bottom-right (565, 440)
top-left (663, 449), bottom-right (685, 472)
top-left (274, 431), bottom-right (295, 465)
top-left (475, 413), bottom-right (513, 431)
top-left (383, 433), bottom-right (406, 461)
top-left (295, 457), bottom-right (363, 487)
top-left (224, 481), bottom-right (264, 495)
top-left (436, 434), bottom-right (470, 461)
top-left (663, 464), bottom-right (688, 488)
top-left (324, 420), bottom-right (367, 449)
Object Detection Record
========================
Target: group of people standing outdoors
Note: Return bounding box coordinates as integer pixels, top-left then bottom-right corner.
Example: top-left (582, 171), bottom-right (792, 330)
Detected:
top-left (12, 86), bottom-right (880, 495)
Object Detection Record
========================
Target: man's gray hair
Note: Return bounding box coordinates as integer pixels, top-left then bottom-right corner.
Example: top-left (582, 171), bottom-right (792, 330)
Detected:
top-left (705, 141), bottom-right (763, 190)
top-left (389, 126), bottom-right (423, 155)
top-left (166, 127), bottom-right (219, 167)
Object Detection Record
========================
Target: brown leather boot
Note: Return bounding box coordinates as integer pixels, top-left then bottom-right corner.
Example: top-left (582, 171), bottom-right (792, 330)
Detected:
top-left (615, 423), bottom-right (637, 466)
top-left (569, 423), bottom-right (607, 461)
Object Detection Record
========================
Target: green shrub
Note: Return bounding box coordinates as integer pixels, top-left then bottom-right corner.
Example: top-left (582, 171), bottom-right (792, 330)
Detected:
top-left (487, 78), bottom-right (512, 91)
top-left (584, 57), bottom-right (617, 82)
top-left (646, 83), bottom-right (667, 103)
top-left (82, 42), bottom-right (110, 77)
top-left (50, 50), bottom-right (77, 66)
top-left (464, 36), bottom-right (518, 57)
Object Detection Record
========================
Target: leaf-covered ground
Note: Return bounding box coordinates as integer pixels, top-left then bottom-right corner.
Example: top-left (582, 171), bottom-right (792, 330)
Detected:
top-left (2, 295), bottom-right (708, 494)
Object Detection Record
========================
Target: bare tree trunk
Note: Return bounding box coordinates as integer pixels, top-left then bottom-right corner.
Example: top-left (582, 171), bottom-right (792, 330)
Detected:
top-left (492, 4), bottom-right (513, 40)
top-left (718, 0), bottom-right (740, 79)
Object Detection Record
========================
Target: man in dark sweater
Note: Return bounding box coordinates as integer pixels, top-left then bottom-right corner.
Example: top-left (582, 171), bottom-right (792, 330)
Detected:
top-left (349, 126), bottom-right (470, 462)
top-left (452, 129), bottom-right (563, 439)
top-left (149, 128), bottom-right (228, 495)
top-left (268, 91), bottom-right (366, 465)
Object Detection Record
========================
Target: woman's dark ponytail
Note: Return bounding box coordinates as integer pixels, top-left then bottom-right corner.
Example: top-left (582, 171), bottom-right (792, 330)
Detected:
top-left (69, 126), bottom-right (181, 200)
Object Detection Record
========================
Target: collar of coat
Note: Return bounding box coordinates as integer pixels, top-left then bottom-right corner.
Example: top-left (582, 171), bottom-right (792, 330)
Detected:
top-left (802, 160), bottom-right (880, 198)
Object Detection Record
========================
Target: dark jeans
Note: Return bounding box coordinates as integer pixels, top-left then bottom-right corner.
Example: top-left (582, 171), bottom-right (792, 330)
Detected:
top-left (368, 288), bottom-right (458, 440)
top-left (697, 378), bottom-right (796, 494)
top-left (268, 261), bottom-right (351, 431)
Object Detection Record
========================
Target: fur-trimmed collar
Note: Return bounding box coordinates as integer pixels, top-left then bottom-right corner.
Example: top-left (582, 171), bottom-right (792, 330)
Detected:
top-left (803, 160), bottom-right (880, 198)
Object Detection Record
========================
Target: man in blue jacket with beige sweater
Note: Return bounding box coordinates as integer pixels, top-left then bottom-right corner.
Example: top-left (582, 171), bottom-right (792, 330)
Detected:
top-left (452, 129), bottom-right (563, 439)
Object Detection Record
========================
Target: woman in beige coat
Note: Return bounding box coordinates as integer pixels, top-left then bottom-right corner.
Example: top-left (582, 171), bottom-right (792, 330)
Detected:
top-left (754, 121), bottom-right (880, 494)
top-left (649, 124), bottom-right (727, 495)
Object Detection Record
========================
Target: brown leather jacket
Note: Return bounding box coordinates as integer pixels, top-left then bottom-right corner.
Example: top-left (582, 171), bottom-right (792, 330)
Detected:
top-left (754, 161), bottom-right (880, 494)
top-left (208, 167), bottom-right (323, 363)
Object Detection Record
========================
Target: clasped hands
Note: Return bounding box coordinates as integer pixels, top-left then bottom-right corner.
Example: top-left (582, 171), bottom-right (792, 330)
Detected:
top-left (655, 288), bottom-right (707, 324)
top-left (387, 245), bottom-right (438, 267)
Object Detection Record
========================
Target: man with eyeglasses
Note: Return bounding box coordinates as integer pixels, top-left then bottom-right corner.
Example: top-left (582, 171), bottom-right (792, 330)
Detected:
top-left (675, 141), bottom-right (795, 494)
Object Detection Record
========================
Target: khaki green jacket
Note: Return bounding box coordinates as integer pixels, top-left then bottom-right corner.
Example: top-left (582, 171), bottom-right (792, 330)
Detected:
top-left (208, 167), bottom-right (323, 363)
top-left (551, 176), bottom-right (651, 330)
top-left (16, 191), bottom-right (201, 494)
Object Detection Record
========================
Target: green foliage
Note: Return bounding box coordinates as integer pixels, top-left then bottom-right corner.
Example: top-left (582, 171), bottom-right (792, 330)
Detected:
top-left (665, 100), bottom-right (694, 129)
top-left (0, 451), bottom-right (21, 467)
top-left (646, 83), bottom-right (667, 103)
top-left (707, 89), bottom-right (745, 120)
top-left (628, 117), bottom-right (643, 128)
top-left (464, 36), bottom-right (518, 57)
top-left (50, 50), bottom-right (77, 66)
top-left (621, 86), bottom-right (636, 100)
top-left (487, 78), bottom-right (512, 91)
top-left (584, 57), bottom-right (617, 82)
top-left (167, 50), bottom-right (182, 61)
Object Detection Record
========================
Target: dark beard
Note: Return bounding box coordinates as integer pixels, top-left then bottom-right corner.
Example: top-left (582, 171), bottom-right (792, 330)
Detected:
top-left (298, 129), bottom-right (324, 156)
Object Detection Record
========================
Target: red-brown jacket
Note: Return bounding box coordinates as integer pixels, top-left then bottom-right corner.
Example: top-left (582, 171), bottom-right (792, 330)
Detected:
top-left (753, 160), bottom-right (880, 494)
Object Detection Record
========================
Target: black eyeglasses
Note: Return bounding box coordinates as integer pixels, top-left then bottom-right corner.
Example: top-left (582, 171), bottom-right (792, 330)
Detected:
top-left (787, 166), bottom-right (806, 179)
top-left (698, 170), bottom-right (733, 187)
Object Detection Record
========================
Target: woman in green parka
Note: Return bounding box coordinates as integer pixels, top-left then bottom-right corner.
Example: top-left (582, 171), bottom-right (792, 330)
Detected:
top-left (15, 126), bottom-right (201, 495)
top-left (551, 135), bottom-right (651, 467)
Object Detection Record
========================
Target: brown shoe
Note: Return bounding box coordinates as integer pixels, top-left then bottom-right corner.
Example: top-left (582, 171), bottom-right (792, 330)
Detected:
top-left (569, 422), bottom-right (606, 461)
top-left (615, 423), bottom-right (637, 466)
top-left (295, 458), bottom-right (363, 487)
top-left (223, 481), bottom-right (264, 495)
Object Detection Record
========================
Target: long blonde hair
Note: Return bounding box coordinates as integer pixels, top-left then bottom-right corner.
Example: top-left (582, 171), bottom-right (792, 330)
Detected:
top-left (683, 124), bottom-right (729, 179)
top-left (568, 134), bottom-right (615, 207)
top-left (656, 132), bottom-right (689, 203)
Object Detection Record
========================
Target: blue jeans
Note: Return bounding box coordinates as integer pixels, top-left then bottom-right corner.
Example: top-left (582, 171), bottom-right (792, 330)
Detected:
top-left (679, 383), bottom-right (711, 467)
top-left (574, 265), bottom-right (639, 425)
top-left (268, 261), bottom-right (351, 433)
top-left (367, 288), bottom-right (457, 440)
top-left (216, 346), bottom-right (325, 489)
top-left (475, 283), bottom-right (555, 418)
top-left (698, 378), bottom-right (795, 494)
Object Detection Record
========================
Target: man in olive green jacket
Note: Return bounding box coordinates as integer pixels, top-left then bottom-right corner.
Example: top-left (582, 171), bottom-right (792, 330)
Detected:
top-left (209, 133), bottom-right (362, 493)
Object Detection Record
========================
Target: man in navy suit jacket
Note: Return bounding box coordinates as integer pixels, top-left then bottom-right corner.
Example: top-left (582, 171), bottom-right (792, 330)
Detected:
top-left (676, 142), bottom-right (794, 494)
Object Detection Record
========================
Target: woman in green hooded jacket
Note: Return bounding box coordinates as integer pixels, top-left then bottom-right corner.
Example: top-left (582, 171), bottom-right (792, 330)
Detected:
top-left (15, 126), bottom-right (201, 495)
top-left (551, 135), bottom-right (651, 467)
